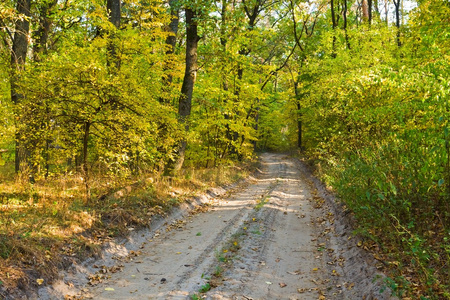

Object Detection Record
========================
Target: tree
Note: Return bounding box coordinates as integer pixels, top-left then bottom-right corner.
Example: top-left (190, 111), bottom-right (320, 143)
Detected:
top-left (10, 0), bottom-right (31, 175)
top-left (169, 7), bottom-right (200, 174)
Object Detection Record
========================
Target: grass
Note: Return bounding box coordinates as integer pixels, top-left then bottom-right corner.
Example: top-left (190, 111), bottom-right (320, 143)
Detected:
top-left (0, 161), bottom-right (251, 298)
top-left (300, 150), bottom-right (450, 300)
top-left (254, 195), bottom-right (269, 211)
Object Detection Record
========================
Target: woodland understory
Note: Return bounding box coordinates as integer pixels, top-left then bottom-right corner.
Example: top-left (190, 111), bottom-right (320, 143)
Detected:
top-left (0, 0), bottom-right (449, 298)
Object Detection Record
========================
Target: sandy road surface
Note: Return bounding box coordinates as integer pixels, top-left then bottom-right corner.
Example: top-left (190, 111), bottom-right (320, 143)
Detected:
top-left (40, 153), bottom-right (392, 300)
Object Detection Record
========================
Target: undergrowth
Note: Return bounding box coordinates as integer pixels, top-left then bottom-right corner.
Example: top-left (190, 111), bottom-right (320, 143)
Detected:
top-left (307, 141), bottom-right (450, 299)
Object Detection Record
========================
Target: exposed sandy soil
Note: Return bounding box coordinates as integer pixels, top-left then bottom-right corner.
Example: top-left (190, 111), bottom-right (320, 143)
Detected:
top-left (36, 153), bottom-right (395, 300)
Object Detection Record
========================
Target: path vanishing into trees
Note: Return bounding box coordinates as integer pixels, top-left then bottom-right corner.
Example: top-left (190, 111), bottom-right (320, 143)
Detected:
top-left (41, 153), bottom-right (392, 300)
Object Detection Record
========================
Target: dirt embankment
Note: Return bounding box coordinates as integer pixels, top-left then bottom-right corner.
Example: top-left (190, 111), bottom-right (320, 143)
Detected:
top-left (32, 153), bottom-right (394, 300)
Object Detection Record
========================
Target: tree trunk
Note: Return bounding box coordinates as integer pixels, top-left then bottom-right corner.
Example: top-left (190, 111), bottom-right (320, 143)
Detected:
top-left (220, 0), bottom-right (228, 92)
top-left (343, 0), bottom-right (351, 49)
top-left (170, 8), bottom-right (199, 174)
top-left (362, 0), bottom-right (369, 23)
top-left (393, 0), bottom-right (401, 46)
top-left (33, 0), bottom-right (57, 61)
top-left (330, 0), bottom-right (337, 57)
top-left (82, 121), bottom-right (91, 201)
top-left (33, 0), bottom-right (57, 179)
top-left (159, 0), bottom-right (179, 104)
top-left (11, 0), bottom-right (31, 174)
top-left (294, 81), bottom-right (302, 149)
top-left (107, 0), bottom-right (121, 70)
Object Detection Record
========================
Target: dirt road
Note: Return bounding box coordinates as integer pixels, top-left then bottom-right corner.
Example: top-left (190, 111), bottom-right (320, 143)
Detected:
top-left (41, 153), bottom-right (392, 300)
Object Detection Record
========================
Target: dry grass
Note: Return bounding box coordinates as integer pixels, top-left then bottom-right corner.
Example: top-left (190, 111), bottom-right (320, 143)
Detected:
top-left (0, 162), bottom-right (252, 298)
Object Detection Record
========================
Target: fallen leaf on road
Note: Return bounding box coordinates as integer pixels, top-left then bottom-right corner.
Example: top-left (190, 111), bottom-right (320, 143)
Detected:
top-left (287, 270), bottom-right (301, 275)
top-left (297, 288), bottom-right (306, 293)
top-left (279, 282), bottom-right (287, 288)
top-left (36, 279), bottom-right (44, 285)
top-left (266, 281), bottom-right (272, 285)
top-left (104, 287), bottom-right (115, 291)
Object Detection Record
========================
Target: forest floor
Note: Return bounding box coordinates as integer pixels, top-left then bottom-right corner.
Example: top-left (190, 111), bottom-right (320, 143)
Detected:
top-left (35, 153), bottom-right (394, 300)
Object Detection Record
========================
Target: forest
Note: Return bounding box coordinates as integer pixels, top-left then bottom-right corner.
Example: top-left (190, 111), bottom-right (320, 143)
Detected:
top-left (0, 0), bottom-right (449, 298)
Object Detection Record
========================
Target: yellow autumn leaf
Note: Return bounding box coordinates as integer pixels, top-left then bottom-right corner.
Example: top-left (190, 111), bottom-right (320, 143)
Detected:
top-left (36, 279), bottom-right (44, 285)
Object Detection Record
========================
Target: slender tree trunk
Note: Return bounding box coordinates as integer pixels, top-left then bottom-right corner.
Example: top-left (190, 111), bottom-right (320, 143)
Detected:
top-left (393, 0), bottom-right (401, 46)
top-left (33, 0), bottom-right (56, 61)
top-left (11, 0), bottom-right (31, 175)
top-left (107, 0), bottom-right (121, 70)
top-left (82, 121), bottom-right (91, 201)
top-left (220, 0), bottom-right (234, 158)
top-left (385, 0), bottom-right (388, 24)
top-left (33, 0), bottom-right (57, 179)
top-left (362, 0), bottom-right (369, 22)
top-left (159, 0), bottom-right (179, 104)
top-left (343, 0), bottom-right (351, 49)
top-left (220, 0), bottom-right (229, 92)
top-left (330, 0), bottom-right (337, 57)
top-left (294, 80), bottom-right (303, 149)
top-left (170, 8), bottom-right (199, 174)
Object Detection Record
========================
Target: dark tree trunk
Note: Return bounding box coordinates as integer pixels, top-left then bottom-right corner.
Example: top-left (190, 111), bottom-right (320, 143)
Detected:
top-left (220, 0), bottom-right (234, 158)
top-left (159, 0), bottom-right (179, 104)
top-left (330, 0), bottom-right (337, 57)
top-left (11, 0), bottom-right (31, 174)
top-left (33, 0), bottom-right (57, 61)
top-left (82, 121), bottom-right (91, 201)
top-left (294, 81), bottom-right (302, 149)
top-left (220, 0), bottom-right (228, 92)
top-left (107, 0), bottom-right (121, 70)
top-left (166, 0), bottom-right (179, 55)
top-left (343, 0), bottom-right (351, 49)
top-left (170, 8), bottom-right (199, 174)
top-left (33, 0), bottom-right (57, 178)
top-left (393, 0), bottom-right (401, 46)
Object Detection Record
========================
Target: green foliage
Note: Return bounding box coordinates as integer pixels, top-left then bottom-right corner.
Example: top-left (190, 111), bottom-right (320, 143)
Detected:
top-left (198, 282), bottom-right (211, 293)
top-left (2, 0), bottom-right (449, 297)
top-left (297, 4), bottom-right (450, 297)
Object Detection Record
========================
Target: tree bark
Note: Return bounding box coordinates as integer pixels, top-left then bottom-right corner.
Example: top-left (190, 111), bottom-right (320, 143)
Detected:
top-left (33, 0), bottom-right (57, 61)
top-left (159, 0), bottom-right (179, 104)
top-left (393, 0), bottom-right (401, 46)
top-left (294, 81), bottom-right (302, 149)
top-left (11, 0), bottom-right (31, 174)
top-left (362, 0), bottom-right (369, 22)
top-left (107, 0), bottom-right (121, 70)
top-left (170, 8), bottom-right (199, 174)
top-left (82, 121), bottom-right (91, 201)
top-left (343, 0), bottom-right (351, 49)
top-left (330, 0), bottom-right (337, 57)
